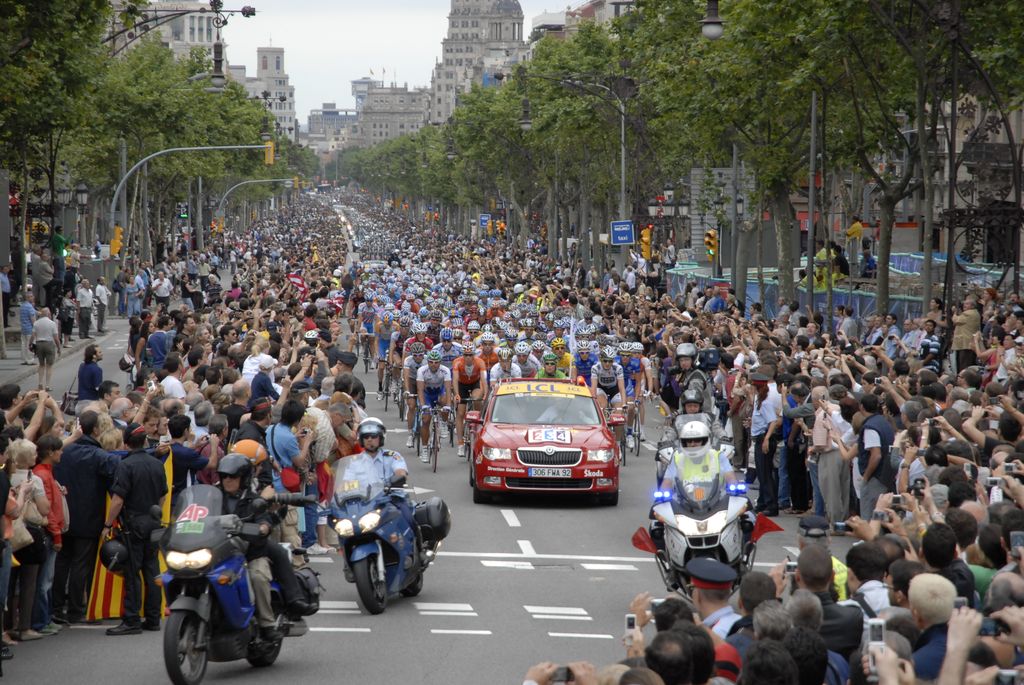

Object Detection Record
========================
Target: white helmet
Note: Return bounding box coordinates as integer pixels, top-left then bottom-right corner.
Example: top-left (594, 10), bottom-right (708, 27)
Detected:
top-left (677, 421), bottom-right (710, 461)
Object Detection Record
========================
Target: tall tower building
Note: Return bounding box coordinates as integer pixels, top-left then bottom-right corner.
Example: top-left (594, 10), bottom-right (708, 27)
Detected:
top-left (429, 0), bottom-right (527, 124)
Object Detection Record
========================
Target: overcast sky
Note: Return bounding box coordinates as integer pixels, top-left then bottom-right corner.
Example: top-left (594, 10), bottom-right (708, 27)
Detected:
top-left (225, 0), bottom-right (555, 126)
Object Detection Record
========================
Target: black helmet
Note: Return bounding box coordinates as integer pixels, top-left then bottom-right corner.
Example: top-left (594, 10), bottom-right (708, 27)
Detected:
top-left (357, 417), bottom-right (386, 447)
top-left (217, 453), bottom-right (253, 487)
top-left (682, 389), bottom-right (703, 407)
top-left (100, 538), bottom-right (130, 575)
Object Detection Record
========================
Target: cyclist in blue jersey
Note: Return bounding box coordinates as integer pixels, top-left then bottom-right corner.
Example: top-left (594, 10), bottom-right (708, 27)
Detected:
top-left (618, 342), bottom-right (646, 450)
top-left (374, 311), bottom-right (395, 399)
top-left (431, 327), bottom-right (463, 370)
top-left (416, 350), bottom-right (452, 462)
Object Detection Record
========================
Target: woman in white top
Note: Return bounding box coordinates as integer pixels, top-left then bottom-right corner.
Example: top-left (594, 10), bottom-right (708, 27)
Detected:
top-left (30, 308), bottom-right (61, 391)
top-left (8, 439), bottom-right (51, 641)
top-left (241, 338), bottom-right (275, 384)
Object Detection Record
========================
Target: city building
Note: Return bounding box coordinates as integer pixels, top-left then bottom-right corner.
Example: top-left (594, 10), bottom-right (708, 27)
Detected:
top-left (529, 10), bottom-right (567, 44)
top-left (428, 0), bottom-right (529, 124)
top-left (351, 77), bottom-right (380, 112)
top-left (227, 47), bottom-right (297, 140)
top-left (147, 1), bottom-right (225, 59)
top-left (565, 0), bottom-right (635, 32)
top-left (353, 83), bottom-right (430, 147)
top-left (301, 102), bottom-right (360, 161)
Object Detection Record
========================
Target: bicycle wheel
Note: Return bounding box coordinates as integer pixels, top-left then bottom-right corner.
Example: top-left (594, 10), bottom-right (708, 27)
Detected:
top-left (618, 424), bottom-right (627, 463)
top-left (632, 406), bottom-right (642, 458)
top-left (363, 344), bottom-right (371, 374)
top-left (448, 411), bottom-right (455, 448)
top-left (413, 410), bottom-right (422, 458)
top-left (383, 373), bottom-right (391, 412)
top-left (430, 417), bottom-right (440, 473)
top-left (399, 390), bottom-right (407, 422)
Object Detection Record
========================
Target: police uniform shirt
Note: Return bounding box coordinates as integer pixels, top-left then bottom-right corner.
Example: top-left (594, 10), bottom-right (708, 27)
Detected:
top-left (343, 449), bottom-right (408, 487)
top-left (111, 449), bottom-right (169, 518)
top-left (663, 450), bottom-right (733, 484)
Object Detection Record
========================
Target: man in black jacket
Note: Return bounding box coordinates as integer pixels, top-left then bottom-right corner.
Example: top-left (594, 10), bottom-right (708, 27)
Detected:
top-left (796, 544), bottom-right (863, 660)
top-left (235, 398), bottom-right (274, 492)
top-left (52, 410), bottom-right (120, 624)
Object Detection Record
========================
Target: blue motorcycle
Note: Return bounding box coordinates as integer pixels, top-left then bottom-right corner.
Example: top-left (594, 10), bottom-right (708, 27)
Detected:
top-left (153, 485), bottom-right (318, 685)
top-left (332, 474), bottom-right (451, 614)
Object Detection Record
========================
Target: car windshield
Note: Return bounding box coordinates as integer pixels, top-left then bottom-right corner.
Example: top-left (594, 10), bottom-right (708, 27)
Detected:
top-left (490, 394), bottom-right (601, 426)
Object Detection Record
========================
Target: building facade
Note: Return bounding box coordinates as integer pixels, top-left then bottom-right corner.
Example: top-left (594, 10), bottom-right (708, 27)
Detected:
top-left (228, 47), bottom-right (297, 140)
top-left (353, 84), bottom-right (430, 147)
top-left (428, 0), bottom-right (528, 124)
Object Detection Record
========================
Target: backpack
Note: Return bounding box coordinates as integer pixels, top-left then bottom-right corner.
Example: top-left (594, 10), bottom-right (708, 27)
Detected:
top-left (293, 564), bottom-right (322, 611)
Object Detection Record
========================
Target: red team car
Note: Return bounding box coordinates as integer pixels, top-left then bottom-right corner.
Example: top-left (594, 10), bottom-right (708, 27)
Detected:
top-left (466, 379), bottom-right (622, 505)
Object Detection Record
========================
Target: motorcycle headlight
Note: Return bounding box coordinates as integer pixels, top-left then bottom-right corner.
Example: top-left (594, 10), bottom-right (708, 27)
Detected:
top-left (590, 449), bottom-right (614, 463)
top-left (334, 519), bottom-right (355, 537)
top-left (165, 548), bottom-right (213, 570)
top-left (358, 511), bottom-right (382, 532)
top-left (482, 447), bottom-right (511, 461)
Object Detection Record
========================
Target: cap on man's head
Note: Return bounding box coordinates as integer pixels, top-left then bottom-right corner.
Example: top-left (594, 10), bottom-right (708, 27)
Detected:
top-left (750, 372), bottom-right (772, 385)
top-left (338, 351), bottom-right (358, 367)
top-left (123, 422), bottom-right (147, 441)
top-left (799, 514), bottom-right (831, 539)
top-left (318, 329), bottom-right (332, 344)
top-left (250, 398), bottom-right (273, 413)
top-left (258, 357), bottom-right (276, 370)
top-left (685, 557), bottom-right (736, 591)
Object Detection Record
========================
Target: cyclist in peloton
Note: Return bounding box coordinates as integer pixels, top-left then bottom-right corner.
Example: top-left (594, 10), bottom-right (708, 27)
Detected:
top-left (416, 349), bottom-right (453, 462)
top-left (619, 342), bottom-right (646, 450)
top-left (489, 347), bottom-right (522, 389)
top-left (591, 346), bottom-right (627, 444)
top-left (535, 353), bottom-right (567, 379)
top-left (452, 341), bottom-right (486, 458)
top-left (374, 311), bottom-right (395, 400)
top-left (402, 342), bottom-right (428, 444)
top-left (513, 341), bottom-right (541, 379)
top-left (432, 327), bottom-right (463, 371)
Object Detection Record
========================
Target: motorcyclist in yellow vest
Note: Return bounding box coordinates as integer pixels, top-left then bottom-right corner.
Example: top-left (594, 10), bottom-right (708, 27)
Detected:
top-left (797, 514), bottom-right (849, 601)
top-left (659, 421), bottom-right (737, 493)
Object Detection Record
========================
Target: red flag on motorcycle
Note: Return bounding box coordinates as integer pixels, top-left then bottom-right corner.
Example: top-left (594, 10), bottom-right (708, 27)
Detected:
top-left (751, 513), bottom-right (784, 542)
top-left (631, 527), bottom-right (658, 554)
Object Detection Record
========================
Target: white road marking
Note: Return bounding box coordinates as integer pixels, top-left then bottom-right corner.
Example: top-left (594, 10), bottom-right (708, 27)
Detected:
top-left (784, 546), bottom-right (801, 557)
top-left (580, 563), bottom-right (638, 571)
top-left (481, 560), bottom-right (534, 570)
top-left (440, 550), bottom-right (656, 563)
top-left (310, 627), bottom-right (372, 633)
top-left (415, 602), bottom-right (474, 612)
top-left (320, 600), bottom-right (360, 610)
top-left (419, 611), bottom-right (479, 617)
top-left (642, 442), bottom-right (658, 452)
top-left (532, 615), bottom-right (593, 621)
top-left (500, 509), bottom-right (522, 528)
top-left (517, 540), bottom-right (537, 555)
top-left (410, 486), bottom-right (435, 495)
top-left (430, 629), bottom-right (492, 635)
top-left (308, 556), bottom-right (335, 564)
top-left (317, 609), bottom-right (362, 615)
top-left (547, 632), bottom-right (614, 639)
top-left (524, 606), bottom-right (589, 616)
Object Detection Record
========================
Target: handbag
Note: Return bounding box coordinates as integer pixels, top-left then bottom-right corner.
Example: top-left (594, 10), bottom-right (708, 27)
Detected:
top-left (10, 515), bottom-right (33, 552)
top-left (269, 426), bottom-right (302, 493)
top-left (60, 377), bottom-right (78, 416)
top-left (14, 523), bottom-right (47, 564)
top-left (118, 350), bottom-right (135, 372)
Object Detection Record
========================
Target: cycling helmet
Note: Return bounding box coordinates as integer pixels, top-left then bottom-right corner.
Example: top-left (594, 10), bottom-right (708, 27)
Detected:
top-left (600, 346), bottom-right (617, 361)
top-left (100, 538), bottom-right (130, 575)
top-left (676, 343), bottom-right (697, 359)
top-left (531, 340), bottom-right (547, 352)
top-left (542, 353), bottom-right (558, 364)
top-left (357, 417), bottom-right (387, 446)
top-left (631, 341), bottom-right (645, 353)
top-left (678, 421), bottom-right (710, 460)
top-left (400, 303), bottom-right (412, 313)
top-left (482, 324), bottom-right (493, 333)
top-left (216, 453), bottom-right (253, 486)
top-left (497, 347), bottom-right (513, 361)
top-left (450, 317), bottom-right (464, 327)
top-left (426, 350), bottom-right (443, 362)
top-left (412, 322), bottom-right (428, 334)
top-left (521, 318), bottom-right (534, 328)
top-left (682, 389), bottom-right (703, 408)
top-left (399, 316), bottom-right (412, 327)
top-left (409, 342), bottom-right (427, 355)
top-left (304, 329), bottom-right (320, 342)
top-left (479, 332), bottom-right (496, 344)
top-left (578, 344), bottom-right (591, 355)
top-left (555, 318), bottom-right (569, 329)
top-left (468, 321), bottom-right (481, 331)
top-left (431, 311), bottom-right (443, 321)
top-left (514, 341), bottom-right (531, 355)
top-left (618, 342), bottom-right (632, 354)
top-left (440, 327), bottom-right (454, 341)
top-left (462, 341), bottom-right (476, 354)
top-left (383, 303), bottom-right (395, 312)
top-left (551, 337), bottom-right (566, 349)
top-left (382, 312), bottom-right (394, 324)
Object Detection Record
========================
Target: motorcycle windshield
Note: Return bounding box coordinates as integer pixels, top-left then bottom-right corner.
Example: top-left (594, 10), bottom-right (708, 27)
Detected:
top-left (674, 472), bottom-right (723, 508)
top-left (333, 477), bottom-right (386, 505)
top-left (167, 484), bottom-right (227, 552)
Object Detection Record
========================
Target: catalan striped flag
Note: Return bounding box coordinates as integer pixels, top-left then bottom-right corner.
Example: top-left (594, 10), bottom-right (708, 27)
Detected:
top-left (87, 452), bottom-right (173, 621)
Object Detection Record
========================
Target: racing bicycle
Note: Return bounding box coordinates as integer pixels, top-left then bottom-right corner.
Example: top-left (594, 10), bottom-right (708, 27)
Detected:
top-left (459, 397), bottom-right (482, 460)
top-left (382, 362), bottom-right (393, 412)
top-left (628, 396), bottom-right (644, 459)
top-left (604, 405), bottom-right (628, 466)
top-left (361, 334), bottom-right (375, 374)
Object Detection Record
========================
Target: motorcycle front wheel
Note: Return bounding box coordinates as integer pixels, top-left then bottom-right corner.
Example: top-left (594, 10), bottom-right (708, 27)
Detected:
top-left (353, 555), bottom-right (388, 614)
top-left (164, 611), bottom-right (208, 685)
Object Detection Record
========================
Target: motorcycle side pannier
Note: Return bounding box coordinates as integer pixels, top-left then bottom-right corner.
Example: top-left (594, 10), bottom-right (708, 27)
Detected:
top-left (414, 497), bottom-right (452, 541)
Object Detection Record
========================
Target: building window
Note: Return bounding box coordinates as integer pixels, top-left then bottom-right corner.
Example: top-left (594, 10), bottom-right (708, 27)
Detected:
top-left (472, 20), bottom-right (478, 27)
top-left (461, 20), bottom-right (468, 27)
top-left (206, 17), bottom-right (213, 42)
top-left (261, 55), bottom-right (267, 71)
top-left (490, 22), bottom-right (500, 40)
top-left (275, 55), bottom-right (281, 71)
top-left (189, 17), bottom-right (195, 42)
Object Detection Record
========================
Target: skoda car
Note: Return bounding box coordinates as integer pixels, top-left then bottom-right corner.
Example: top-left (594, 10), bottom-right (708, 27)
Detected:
top-left (466, 379), bottom-right (622, 505)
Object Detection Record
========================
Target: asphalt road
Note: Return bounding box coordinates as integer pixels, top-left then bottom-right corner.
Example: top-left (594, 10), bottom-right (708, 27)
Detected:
top-left (2, 313), bottom-right (859, 684)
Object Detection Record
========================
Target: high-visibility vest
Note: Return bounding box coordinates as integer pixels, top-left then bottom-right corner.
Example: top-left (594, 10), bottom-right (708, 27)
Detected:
top-left (677, 448), bottom-right (721, 483)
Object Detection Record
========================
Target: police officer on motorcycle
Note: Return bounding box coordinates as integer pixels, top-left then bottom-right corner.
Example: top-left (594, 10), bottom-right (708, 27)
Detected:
top-left (216, 454), bottom-right (314, 641)
top-left (659, 421), bottom-right (736, 493)
top-left (343, 418), bottom-right (417, 531)
top-left (660, 389), bottom-right (725, 450)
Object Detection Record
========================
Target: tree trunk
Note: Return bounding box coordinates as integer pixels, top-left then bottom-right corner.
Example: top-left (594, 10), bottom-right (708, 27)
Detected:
top-left (876, 195), bottom-right (896, 315)
top-left (581, 187), bottom-right (592, 270)
top-left (770, 179), bottom-right (796, 302)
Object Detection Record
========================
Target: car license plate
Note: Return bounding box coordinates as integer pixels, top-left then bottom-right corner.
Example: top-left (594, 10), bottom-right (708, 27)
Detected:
top-left (528, 468), bottom-right (572, 478)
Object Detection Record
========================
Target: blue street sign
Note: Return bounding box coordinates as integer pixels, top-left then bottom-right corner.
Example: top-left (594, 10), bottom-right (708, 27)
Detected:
top-left (610, 220), bottom-right (635, 246)
top-left (479, 213), bottom-right (491, 228)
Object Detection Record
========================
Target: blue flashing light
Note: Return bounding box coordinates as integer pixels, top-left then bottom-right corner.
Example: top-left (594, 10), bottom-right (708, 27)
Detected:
top-left (726, 482), bottom-right (748, 495)
top-left (653, 490), bottom-right (673, 502)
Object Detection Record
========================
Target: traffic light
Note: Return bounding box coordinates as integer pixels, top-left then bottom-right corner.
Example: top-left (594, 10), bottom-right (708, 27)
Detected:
top-left (293, 176), bottom-right (300, 191)
top-left (704, 229), bottom-right (718, 257)
top-left (111, 225), bottom-right (124, 256)
top-left (498, 220), bottom-right (506, 236)
top-left (640, 224), bottom-right (653, 260)
top-left (486, 219), bottom-right (494, 236)
top-left (264, 141), bottom-right (275, 165)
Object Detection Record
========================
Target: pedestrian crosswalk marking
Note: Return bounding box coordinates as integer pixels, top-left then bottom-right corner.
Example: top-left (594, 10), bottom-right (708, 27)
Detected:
top-left (481, 560), bottom-right (534, 570)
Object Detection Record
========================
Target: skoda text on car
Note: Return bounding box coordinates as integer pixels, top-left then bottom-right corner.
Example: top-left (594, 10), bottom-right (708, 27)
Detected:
top-left (466, 379), bottom-right (622, 505)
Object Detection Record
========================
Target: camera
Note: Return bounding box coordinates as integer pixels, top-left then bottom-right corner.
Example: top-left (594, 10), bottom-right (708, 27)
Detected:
top-left (954, 597), bottom-right (968, 609)
top-left (987, 477), bottom-right (1005, 488)
top-left (873, 378), bottom-right (883, 386)
top-left (785, 560), bottom-right (798, 574)
top-left (872, 510), bottom-right (889, 521)
top-left (995, 670), bottom-right (1020, 685)
top-left (651, 599), bottom-right (665, 608)
top-left (1011, 531), bottom-right (1024, 559)
top-left (980, 617), bottom-right (1008, 637)
top-left (910, 478), bottom-right (926, 497)
top-left (891, 495), bottom-right (903, 507)
top-left (1007, 462), bottom-right (1021, 475)
top-left (552, 666), bottom-right (574, 684)
top-left (834, 522), bottom-right (849, 532)
top-left (867, 618), bottom-right (885, 643)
